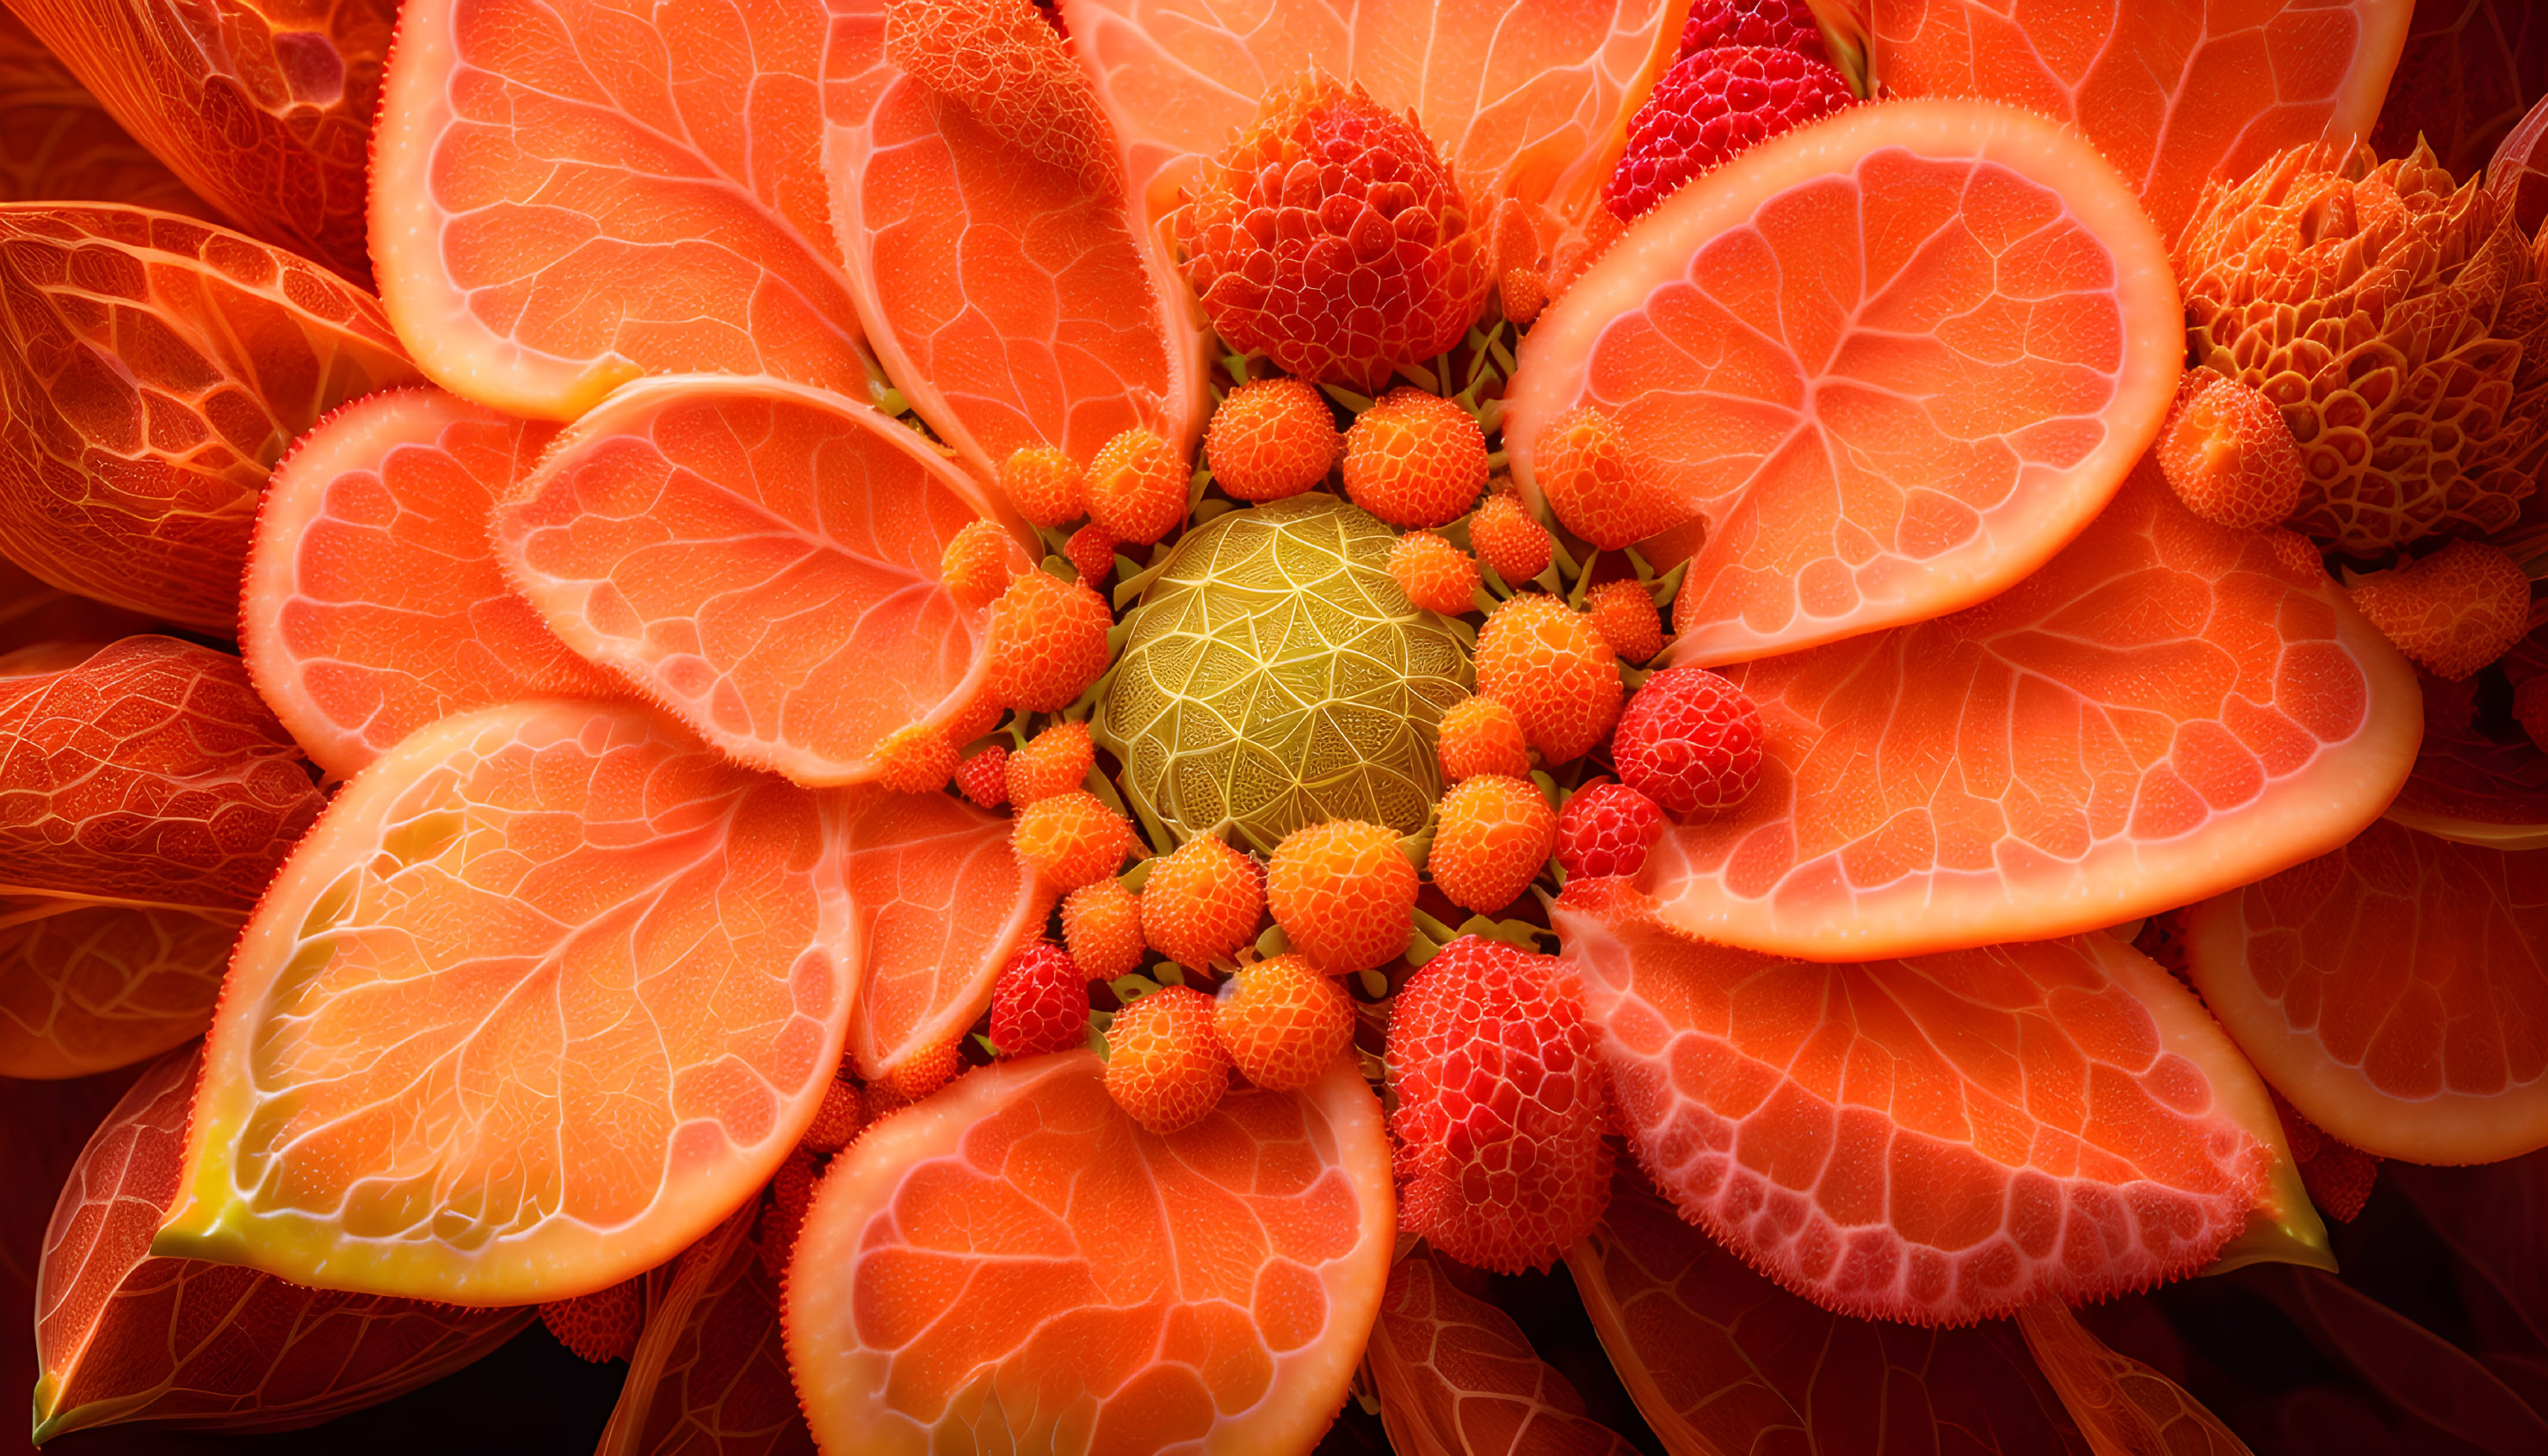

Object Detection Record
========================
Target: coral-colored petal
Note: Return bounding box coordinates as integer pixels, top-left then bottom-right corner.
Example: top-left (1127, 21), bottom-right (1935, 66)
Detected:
top-left (156, 701), bottom-right (852, 1303)
top-left (782, 1054), bottom-right (1393, 1455)
top-left (34, 1046), bottom-right (527, 1442)
top-left (493, 377), bottom-right (1020, 788)
top-left (596, 1205), bottom-right (816, 1456)
top-left (2014, 1299), bottom-right (2249, 1455)
top-left (0, 898), bottom-right (234, 1079)
top-left (0, 13), bottom-right (214, 219)
top-left (244, 386), bottom-right (622, 779)
top-left (1639, 462), bottom-right (2420, 959)
top-left (370, 0), bottom-right (865, 419)
top-left (1364, 1247), bottom-right (1638, 1456)
top-left (0, 206), bottom-right (418, 630)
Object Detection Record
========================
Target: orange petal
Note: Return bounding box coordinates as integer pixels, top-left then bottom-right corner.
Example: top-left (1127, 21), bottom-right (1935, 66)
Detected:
top-left (0, 636), bottom-right (325, 913)
top-left (371, 0), bottom-right (867, 419)
top-left (244, 386), bottom-right (622, 780)
top-left (0, 206), bottom-right (419, 630)
top-left (1639, 461), bottom-right (2420, 959)
top-left (493, 377), bottom-right (1020, 787)
top-left (2182, 817), bottom-right (2548, 1164)
top-left (0, 896), bottom-right (234, 1079)
top-left (34, 1046), bottom-right (528, 1443)
top-left (597, 1205), bottom-right (816, 1455)
top-left (1365, 1247), bottom-right (1638, 1456)
top-left (156, 700), bottom-right (852, 1302)
top-left (0, 12), bottom-right (215, 219)
top-left (783, 1053), bottom-right (1393, 1454)
top-left (2015, 1299), bottom-right (2251, 1454)
top-left (1864, 0), bottom-right (2411, 242)
top-left (1554, 881), bottom-right (2307, 1323)
top-left (1507, 99), bottom-right (2183, 667)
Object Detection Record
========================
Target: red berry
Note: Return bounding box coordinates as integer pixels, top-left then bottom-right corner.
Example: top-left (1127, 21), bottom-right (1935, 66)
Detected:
top-left (1610, 666), bottom-right (1764, 816)
top-left (1678, 0), bottom-right (1829, 63)
top-left (1065, 522), bottom-right (1118, 589)
top-left (1554, 780), bottom-right (1664, 879)
top-left (991, 940), bottom-right (1091, 1058)
top-left (956, 744), bottom-right (1010, 808)
top-left (1604, 45), bottom-right (1854, 220)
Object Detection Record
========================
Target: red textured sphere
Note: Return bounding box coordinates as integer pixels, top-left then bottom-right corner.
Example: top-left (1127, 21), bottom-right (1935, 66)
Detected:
top-left (1678, 0), bottom-right (1829, 63)
top-left (1554, 780), bottom-right (1665, 880)
top-left (990, 940), bottom-right (1090, 1058)
top-left (1611, 666), bottom-right (1763, 817)
top-left (1604, 45), bottom-right (1855, 220)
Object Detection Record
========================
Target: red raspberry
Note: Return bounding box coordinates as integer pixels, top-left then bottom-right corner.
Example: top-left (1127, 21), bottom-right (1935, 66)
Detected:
top-left (956, 744), bottom-right (1009, 808)
top-left (1139, 834), bottom-right (1265, 970)
top-left (1604, 46), bottom-right (1855, 220)
top-left (990, 940), bottom-right (1091, 1058)
top-left (1554, 780), bottom-right (1664, 879)
top-left (1611, 667), bottom-right (1765, 816)
top-left (1678, 0), bottom-right (1829, 63)
top-left (1066, 522), bottom-right (1117, 589)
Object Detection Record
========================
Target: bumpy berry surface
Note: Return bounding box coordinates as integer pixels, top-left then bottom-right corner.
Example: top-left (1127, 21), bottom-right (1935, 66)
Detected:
top-left (887, 1036), bottom-right (962, 1100)
top-left (2159, 367), bottom-right (2306, 530)
top-left (1428, 774), bottom-right (1557, 914)
top-left (1012, 791), bottom-right (1138, 890)
top-left (1387, 935), bottom-right (1611, 1274)
top-left (1611, 666), bottom-right (1765, 815)
top-left (1343, 388), bottom-right (1490, 529)
top-left (1584, 579), bottom-right (1665, 663)
top-left (1140, 834), bottom-right (1265, 969)
top-left (1531, 407), bottom-right (1681, 550)
top-left (800, 1076), bottom-right (865, 1153)
top-left (988, 570), bottom-right (1113, 711)
top-left (1267, 818), bottom-right (1419, 972)
top-left (1554, 780), bottom-right (1664, 880)
top-left (1086, 428), bottom-right (1188, 546)
top-left (1604, 45), bottom-right (1855, 220)
top-left (1214, 953), bottom-right (1354, 1093)
top-left (873, 723), bottom-right (959, 793)
top-left (999, 444), bottom-right (1085, 528)
top-left (1436, 695), bottom-right (1533, 782)
top-left (940, 519), bottom-right (1016, 605)
top-left (1065, 522), bottom-right (1117, 589)
top-left (1499, 267), bottom-right (1547, 328)
top-left (1063, 878), bottom-right (1147, 980)
top-left (881, 0), bottom-right (1113, 190)
top-left (991, 940), bottom-right (1092, 1058)
top-left (761, 1144), bottom-right (819, 1278)
top-left (540, 1277), bottom-right (645, 1363)
top-left (2346, 539), bottom-right (2530, 681)
top-left (957, 744), bottom-right (1010, 807)
top-left (1475, 594), bottom-right (1622, 765)
top-left (1007, 718), bottom-right (1095, 805)
top-left (1389, 531), bottom-right (1481, 615)
top-left (1180, 75), bottom-right (1492, 390)
top-left (1678, 0), bottom-right (1829, 61)
top-left (1206, 378), bottom-right (1340, 501)
top-left (1102, 984), bottom-right (1231, 1133)
top-left (1469, 491), bottom-right (1552, 585)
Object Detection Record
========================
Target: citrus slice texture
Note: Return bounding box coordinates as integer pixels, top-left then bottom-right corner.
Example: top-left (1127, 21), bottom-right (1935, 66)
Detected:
top-left (0, 205), bottom-right (419, 630)
top-left (493, 376), bottom-right (1019, 788)
top-left (1860, 0), bottom-right (2412, 243)
top-left (2013, 1299), bottom-right (2249, 1456)
top-left (1506, 98), bottom-right (2182, 668)
top-left (370, 0), bottom-right (864, 419)
top-left (157, 700), bottom-right (853, 1304)
top-left (1553, 881), bottom-right (2313, 1325)
top-left (824, 5), bottom-right (1206, 481)
top-left (0, 11), bottom-right (214, 220)
top-left (1639, 462), bottom-right (2421, 960)
top-left (3, 0), bottom-right (392, 282)
top-left (0, 898), bottom-right (236, 1079)
top-left (244, 386), bottom-right (624, 780)
top-left (784, 1053), bottom-right (1394, 1455)
top-left (1570, 1169), bottom-right (2093, 1453)
top-left (34, 1046), bottom-right (528, 1442)
top-left (2181, 818), bottom-right (2548, 1165)
top-left (1365, 1247), bottom-right (1638, 1456)
top-left (837, 788), bottom-right (1049, 1085)
top-left (596, 1206), bottom-right (815, 1456)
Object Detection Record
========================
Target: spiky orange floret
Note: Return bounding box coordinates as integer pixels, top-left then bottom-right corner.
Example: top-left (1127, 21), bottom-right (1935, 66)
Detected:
top-left (1436, 694), bottom-right (1533, 781)
top-left (873, 723), bottom-right (959, 793)
top-left (1139, 834), bottom-right (1265, 969)
top-left (1501, 267), bottom-right (1547, 327)
top-left (1012, 790), bottom-right (1138, 890)
top-left (1214, 953), bottom-right (1354, 1093)
top-left (1065, 522), bottom-right (1116, 588)
top-left (2157, 367), bottom-right (2306, 530)
top-left (1475, 594), bottom-right (1622, 765)
top-left (540, 1276), bottom-right (645, 1363)
top-left (987, 569), bottom-right (1113, 711)
top-left (1086, 427), bottom-right (1188, 546)
top-left (1102, 984), bottom-right (1231, 1133)
top-left (1428, 774), bottom-right (1557, 914)
top-left (1007, 718), bottom-right (1095, 805)
top-left (759, 1144), bottom-right (819, 1279)
top-left (991, 940), bottom-right (1091, 1058)
top-left (1388, 531), bottom-right (1481, 615)
top-left (1342, 388), bottom-right (1489, 529)
top-left (881, 0), bottom-right (1113, 193)
top-left (957, 744), bottom-right (1009, 808)
top-left (1206, 377), bottom-right (1341, 502)
top-left (939, 519), bottom-right (1017, 606)
top-left (999, 444), bottom-right (1085, 529)
top-left (1470, 491), bottom-right (1552, 585)
top-left (799, 1076), bottom-right (865, 1154)
top-left (2346, 539), bottom-right (2531, 680)
top-left (1584, 578), bottom-right (1665, 663)
top-left (1387, 935), bottom-right (1611, 1274)
top-left (1266, 818), bottom-right (1418, 973)
top-left (1533, 407), bottom-right (1682, 550)
top-left (1063, 877), bottom-right (1148, 980)
top-left (1178, 75), bottom-right (1493, 391)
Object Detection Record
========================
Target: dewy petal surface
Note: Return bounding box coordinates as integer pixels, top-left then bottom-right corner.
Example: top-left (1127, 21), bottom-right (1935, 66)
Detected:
top-left (0, 205), bottom-right (419, 631)
top-left (1863, 0), bottom-right (2413, 242)
top-left (1506, 99), bottom-right (2183, 668)
top-left (1639, 462), bottom-right (2421, 960)
top-left (156, 700), bottom-right (852, 1304)
top-left (1554, 884), bottom-right (2303, 1325)
top-left (244, 385), bottom-right (623, 780)
top-left (0, 897), bottom-right (236, 1079)
top-left (34, 1046), bottom-right (529, 1442)
top-left (493, 376), bottom-right (1016, 789)
top-left (784, 1054), bottom-right (1394, 1456)
top-left (2182, 818), bottom-right (2548, 1165)
top-left (0, 11), bottom-right (215, 220)
top-left (3, 0), bottom-right (395, 283)
top-left (595, 1204), bottom-right (815, 1456)
top-left (1363, 1247), bottom-right (1638, 1456)
top-left (370, 0), bottom-right (866, 420)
